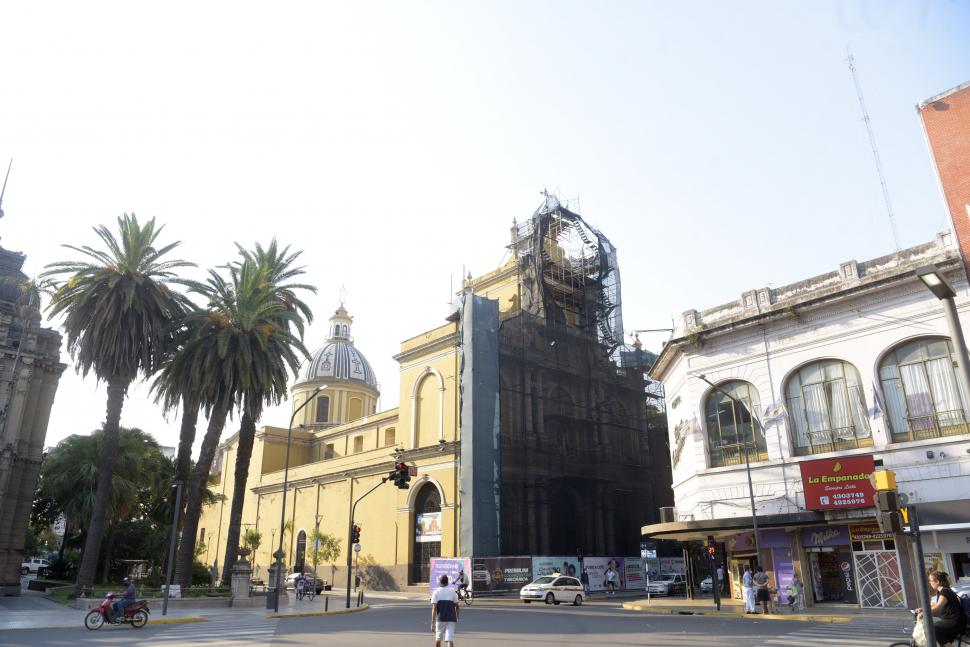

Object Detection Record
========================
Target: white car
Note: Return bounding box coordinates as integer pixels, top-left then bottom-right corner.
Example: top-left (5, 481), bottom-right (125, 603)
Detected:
top-left (20, 558), bottom-right (50, 575)
top-left (519, 574), bottom-right (585, 606)
top-left (699, 577), bottom-right (713, 593)
top-left (647, 573), bottom-right (686, 595)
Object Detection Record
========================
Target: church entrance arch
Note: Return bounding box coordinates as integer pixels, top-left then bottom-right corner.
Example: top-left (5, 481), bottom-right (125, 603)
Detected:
top-left (411, 483), bottom-right (441, 585)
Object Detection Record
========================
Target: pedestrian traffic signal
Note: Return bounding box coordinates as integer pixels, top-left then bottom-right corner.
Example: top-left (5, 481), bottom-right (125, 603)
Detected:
top-left (351, 524), bottom-right (361, 544)
top-left (706, 545), bottom-right (716, 556)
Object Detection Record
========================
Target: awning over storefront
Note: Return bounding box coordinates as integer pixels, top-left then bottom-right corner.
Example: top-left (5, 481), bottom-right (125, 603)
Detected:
top-left (905, 499), bottom-right (970, 532)
top-left (641, 511), bottom-right (828, 542)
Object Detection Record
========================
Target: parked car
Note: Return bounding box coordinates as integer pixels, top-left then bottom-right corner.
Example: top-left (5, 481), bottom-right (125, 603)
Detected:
top-left (519, 574), bottom-right (585, 606)
top-left (284, 572), bottom-right (326, 594)
top-left (699, 577), bottom-right (713, 593)
top-left (647, 573), bottom-right (686, 595)
top-left (21, 558), bottom-right (50, 575)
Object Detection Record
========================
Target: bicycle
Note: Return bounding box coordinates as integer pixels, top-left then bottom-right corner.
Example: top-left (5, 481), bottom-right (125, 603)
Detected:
top-left (887, 610), bottom-right (969, 647)
top-left (456, 585), bottom-right (473, 605)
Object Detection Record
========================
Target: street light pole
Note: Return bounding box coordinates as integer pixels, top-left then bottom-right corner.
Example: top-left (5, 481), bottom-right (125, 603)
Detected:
top-left (162, 480), bottom-right (183, 616)
top-left (274, 386), bottom-right (325, 613)
top-left (696, 374), bottom-right (762, 567)
top-left (916, 265), bottom-right (970, 410)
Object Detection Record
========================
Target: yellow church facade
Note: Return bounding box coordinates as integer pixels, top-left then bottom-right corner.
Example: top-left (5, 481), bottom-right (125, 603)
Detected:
top-left (198, 302), bottom-right (471, 589)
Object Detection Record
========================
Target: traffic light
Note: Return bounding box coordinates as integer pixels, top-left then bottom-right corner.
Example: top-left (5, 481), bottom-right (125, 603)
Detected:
top-left (877, 511), bottom-right (903, 534)
top-left (351, 524), bottom-right (361, 544)
top-left (392, 462), bottom-right (412, 489)
top-left (875, 490), bottom-right (899, 513)
top-left (706, 535), bottom-right (716, 558)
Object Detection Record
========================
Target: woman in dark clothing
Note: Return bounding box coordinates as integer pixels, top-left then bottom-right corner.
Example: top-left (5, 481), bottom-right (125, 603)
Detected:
top-left (916, 571), bottom-right (967, 646)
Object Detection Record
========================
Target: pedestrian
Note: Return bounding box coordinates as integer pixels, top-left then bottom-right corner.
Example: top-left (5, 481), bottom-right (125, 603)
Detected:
top-left (580, 567), bottom-right (590, 593)
top-left (604, 561), bottom-right (619, 596)
top-left (431, 574), bottom-right (460, 647)
top-left (742, 565), bottom-right (756, 614)
top-left (753, 566), bottom-right (770, 615)
top-left (716, 564), bottom-right (725, 594)
top-left (787, 574), bottom-right (805, 611)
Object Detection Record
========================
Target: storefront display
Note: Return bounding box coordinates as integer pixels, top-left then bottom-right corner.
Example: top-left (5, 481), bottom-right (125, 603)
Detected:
top-left (802, 525), bottom-right (857, 604)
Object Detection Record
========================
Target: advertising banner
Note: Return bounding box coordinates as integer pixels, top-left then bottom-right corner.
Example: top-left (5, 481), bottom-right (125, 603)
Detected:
top-left (584, 557), bottom-right (625, 591)
top-left (849, 523), bottom-right (894, 542)
top-left (416, 512), bottom-right (442, 543)
top-left (800, 455), bottom-right (875, 510)
top-left (624, 558), bottom-right (645, 589)
top-left (801, 525), bottom-right (850, 548)
top-left (659, 557), bottom-right (685, 575)
top-left (429, 557), bottom-right (472, 591)
top-left (472, 557), bottom-right (533, 593)
top-left (532, 556), bottom-right (581, 580)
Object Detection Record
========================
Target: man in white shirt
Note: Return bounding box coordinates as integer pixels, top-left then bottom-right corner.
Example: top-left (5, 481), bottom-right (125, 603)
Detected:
top-left (742, 565), bottom-right (756, 613)
top-left (431, 574), bottom-right (460, 647)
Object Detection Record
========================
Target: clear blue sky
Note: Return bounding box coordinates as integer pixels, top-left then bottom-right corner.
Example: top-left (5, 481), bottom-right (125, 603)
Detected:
top-left (1, 0), bottom-right (968, 450)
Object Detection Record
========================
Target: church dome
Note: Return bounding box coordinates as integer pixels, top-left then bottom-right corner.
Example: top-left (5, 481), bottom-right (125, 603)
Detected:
top-left (297, 305), bottom-right (378, 390)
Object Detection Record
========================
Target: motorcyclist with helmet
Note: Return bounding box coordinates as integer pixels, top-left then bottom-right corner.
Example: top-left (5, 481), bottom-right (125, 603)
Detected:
top-left (110, 576), bottom-right (137, 622)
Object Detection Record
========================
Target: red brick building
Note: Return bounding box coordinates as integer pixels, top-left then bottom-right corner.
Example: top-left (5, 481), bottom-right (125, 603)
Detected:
top-left (919, 81), bottom-right (970, 276)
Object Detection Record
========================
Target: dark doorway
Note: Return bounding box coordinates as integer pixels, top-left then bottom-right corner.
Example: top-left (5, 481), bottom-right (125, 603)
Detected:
top-left (411, 484), bottom-right (441, 585)
top-left (295, 530), bottom-right (307, 573)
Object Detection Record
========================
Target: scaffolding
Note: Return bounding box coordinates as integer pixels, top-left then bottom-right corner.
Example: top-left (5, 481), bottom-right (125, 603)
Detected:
top-left (511, 193), bottom-right (625, 358)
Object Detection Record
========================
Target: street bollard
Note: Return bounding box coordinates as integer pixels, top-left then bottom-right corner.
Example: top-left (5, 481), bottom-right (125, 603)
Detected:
top-left (325, 596), bottom-right (329, 612)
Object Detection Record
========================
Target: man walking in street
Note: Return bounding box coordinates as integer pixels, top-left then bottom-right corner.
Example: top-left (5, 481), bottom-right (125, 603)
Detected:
top-left (431, 574), bottom-right (460, 647)
top-left (742, 565), bottom-right (756, 614)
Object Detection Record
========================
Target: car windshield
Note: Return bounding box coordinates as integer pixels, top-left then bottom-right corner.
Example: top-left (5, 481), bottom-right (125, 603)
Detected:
top-left (532, 576), bottom-right (556, 585)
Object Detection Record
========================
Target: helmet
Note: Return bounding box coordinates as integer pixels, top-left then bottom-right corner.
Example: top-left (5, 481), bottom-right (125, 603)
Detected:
top-left (122, 576), bottom-right (131, 583)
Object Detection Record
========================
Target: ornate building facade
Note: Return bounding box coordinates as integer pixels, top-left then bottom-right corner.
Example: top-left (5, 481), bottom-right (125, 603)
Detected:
top-left (0, 246), bottom-right (65, 595)
top-left (198, 197), bottom-right (671, 589)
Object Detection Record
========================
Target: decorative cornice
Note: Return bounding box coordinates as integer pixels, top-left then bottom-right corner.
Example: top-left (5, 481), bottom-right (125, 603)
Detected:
top-left (393, 332), bottom-right (459, 364)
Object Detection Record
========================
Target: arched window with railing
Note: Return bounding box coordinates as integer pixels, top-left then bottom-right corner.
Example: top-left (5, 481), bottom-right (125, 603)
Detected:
top-left (879, 337), bottom-right (970, 442)
top-left (704, 380), bottom-right (768, 467)
top-left (785, 359), bottom-right (872, 456)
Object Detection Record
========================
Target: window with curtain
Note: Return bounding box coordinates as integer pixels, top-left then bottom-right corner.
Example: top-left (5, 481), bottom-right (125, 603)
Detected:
top-left (879, 337), bottom-right (969, 442)
top-left (704, 381), bottom-right (768, 468)
top-left (785, 359), bottom-right (872, 456)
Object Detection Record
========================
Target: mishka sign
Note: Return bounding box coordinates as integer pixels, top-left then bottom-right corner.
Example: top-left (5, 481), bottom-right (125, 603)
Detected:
top-left (799, 455), bottom-right (876, 511)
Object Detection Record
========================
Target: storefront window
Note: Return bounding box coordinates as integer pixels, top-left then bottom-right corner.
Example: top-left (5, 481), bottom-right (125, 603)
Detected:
top-left (785, 359), bottom-right (872, 456)
top-left (879, 337), bottom-right (970, 442)
top-left (704, 381), bottom-right (768, 468)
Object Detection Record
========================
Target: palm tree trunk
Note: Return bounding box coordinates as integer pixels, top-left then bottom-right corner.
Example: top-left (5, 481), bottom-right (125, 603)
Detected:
top-left (75, 377), bottom-right (127, 595)
top-left (174, 395), bottom-right (199, 491)
top-left (100, 526), bottom-right (115, 584)
top-left (221, 411), bottom-right (256, 586)
top-left (175, 403), bottom-right (229, 588)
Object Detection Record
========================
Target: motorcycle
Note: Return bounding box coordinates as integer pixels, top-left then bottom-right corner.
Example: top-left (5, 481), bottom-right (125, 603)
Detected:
top-left (84, 593), bottom-right (150, 630)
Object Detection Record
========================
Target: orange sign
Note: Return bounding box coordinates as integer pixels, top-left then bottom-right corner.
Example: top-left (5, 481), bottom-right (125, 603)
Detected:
top-left (849, 523), bottom-right (893, 541)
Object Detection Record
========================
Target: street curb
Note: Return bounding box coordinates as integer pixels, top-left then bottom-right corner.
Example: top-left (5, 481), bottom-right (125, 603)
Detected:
top-left (269, 603), bottom-right (369, 619)
top-left (620, 602), bottom-right (852, 623)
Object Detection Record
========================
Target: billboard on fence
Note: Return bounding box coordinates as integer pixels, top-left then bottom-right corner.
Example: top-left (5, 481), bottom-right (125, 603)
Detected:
top-left (532, 556), bottom-right (581, 580)
top-left (429, 557), bottom-right (472, 591)
top-left (659, 557), bottom-right (685, 575)
top-left (472, 557), bottom-right (533, 593)
top-left (624, 558), bottom-right (644, 589)
top-left (583, 557), bottom-right (626, 591)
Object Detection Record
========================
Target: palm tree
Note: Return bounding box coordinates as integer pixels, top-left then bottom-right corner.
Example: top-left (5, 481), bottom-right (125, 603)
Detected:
top-left (220, 242), bottom-right (314, 584)
top-left (42, 214), bottom-right (193, 594)
top-left (155, 261), bottom-right (308, 587)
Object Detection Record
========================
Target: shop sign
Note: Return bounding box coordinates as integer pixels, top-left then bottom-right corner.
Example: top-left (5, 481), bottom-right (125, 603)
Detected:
top-left (801, 525), bottom-right (849, 547)
top-left (849, 523), bottom-right (893, 542)
top-left (799, 455), bottom-right (875, 510)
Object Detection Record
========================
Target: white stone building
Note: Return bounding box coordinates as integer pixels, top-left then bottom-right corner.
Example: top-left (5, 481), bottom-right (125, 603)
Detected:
top-left (645, 231), bottom-right (970, 609)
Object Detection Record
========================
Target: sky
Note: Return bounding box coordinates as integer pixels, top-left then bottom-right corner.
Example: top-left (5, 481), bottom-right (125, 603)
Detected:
top-left (1, 0), bottom-right (968, 454)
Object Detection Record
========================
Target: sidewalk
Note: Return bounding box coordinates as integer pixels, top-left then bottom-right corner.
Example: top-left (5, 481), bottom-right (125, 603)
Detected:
top-left (621, 594), bottom-right (912, 623)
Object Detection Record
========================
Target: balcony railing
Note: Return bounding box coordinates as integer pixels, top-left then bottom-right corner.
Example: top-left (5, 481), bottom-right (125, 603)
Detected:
top-left (792, 426), bottom-right (874, 456)
top-left (892, 408), bottom-right (970, 443)
top-left (709, 441), bottom-right (768, 468)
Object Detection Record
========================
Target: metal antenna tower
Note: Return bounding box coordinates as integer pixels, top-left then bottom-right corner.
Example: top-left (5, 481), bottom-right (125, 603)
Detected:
top-left (846, 47), bottom-right (901, 251)
top-left (0, 159), bottom-right (11, 220)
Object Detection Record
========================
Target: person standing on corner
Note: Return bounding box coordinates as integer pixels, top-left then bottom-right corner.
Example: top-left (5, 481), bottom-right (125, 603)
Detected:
top-left (788, 574), bottom-right (805, 612)
top-left (742, 565), bottom-right (756, 614)
top-left (604, 561), bottom-right (619, 596)
top-left (753, 566), bottom-right (771, 615)
top-left (431, 574), bottom-right (460, 647)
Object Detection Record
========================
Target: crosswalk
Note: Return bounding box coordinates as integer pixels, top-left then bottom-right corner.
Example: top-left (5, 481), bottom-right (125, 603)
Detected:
top-left (755, 618), bottom-right (912, 646)
top-left (143, 614), bottom-right (279, 646)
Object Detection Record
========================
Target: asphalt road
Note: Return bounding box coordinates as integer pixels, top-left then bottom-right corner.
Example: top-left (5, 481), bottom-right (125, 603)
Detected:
top-left (0, 597), bottom-right (912, 647)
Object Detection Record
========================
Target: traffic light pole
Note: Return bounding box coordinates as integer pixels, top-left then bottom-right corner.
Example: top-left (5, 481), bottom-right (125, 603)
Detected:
top-left (346, 477), bottom-right (389, 609)
top-left (909, 505), bottom-right (938, 647)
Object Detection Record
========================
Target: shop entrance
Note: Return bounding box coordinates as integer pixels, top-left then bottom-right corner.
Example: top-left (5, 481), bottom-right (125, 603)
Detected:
top-left (728, 555), bottom-right (756, 600)
top-left (807, 548), bottom-right (857, 604)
